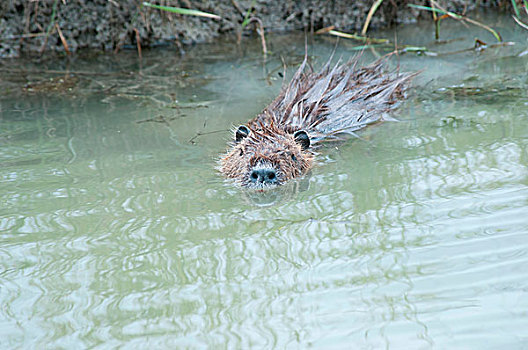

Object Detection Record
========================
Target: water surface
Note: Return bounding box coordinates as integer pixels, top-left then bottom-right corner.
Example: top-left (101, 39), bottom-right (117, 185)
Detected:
top-left (1, 11), bottom-right (528, 349)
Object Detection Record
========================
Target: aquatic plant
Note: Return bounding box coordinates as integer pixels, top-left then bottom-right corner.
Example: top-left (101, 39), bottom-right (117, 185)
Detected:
top-left (510, 0), bottom-right (528, 30)
top-left (408, 1), bottom-right (502, 42)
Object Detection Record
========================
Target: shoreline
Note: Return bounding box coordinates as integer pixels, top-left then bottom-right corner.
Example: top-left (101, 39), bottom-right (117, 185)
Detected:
top-left (0, 0), bottom-right (499, 58)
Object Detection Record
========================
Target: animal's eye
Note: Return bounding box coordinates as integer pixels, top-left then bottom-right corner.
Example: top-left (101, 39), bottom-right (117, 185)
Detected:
top-left (239, 149), bottom-right (244, 156)
top-left (291, 153), bottom-right (297, 162)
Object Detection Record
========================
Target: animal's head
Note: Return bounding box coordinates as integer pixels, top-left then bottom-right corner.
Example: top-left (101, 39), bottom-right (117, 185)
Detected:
top-left (220, 124), bottom-right (314, 189)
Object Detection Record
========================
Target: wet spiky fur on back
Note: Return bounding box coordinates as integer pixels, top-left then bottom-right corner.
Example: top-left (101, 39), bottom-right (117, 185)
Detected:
top-left (220, 54), bottom-right (416, 188)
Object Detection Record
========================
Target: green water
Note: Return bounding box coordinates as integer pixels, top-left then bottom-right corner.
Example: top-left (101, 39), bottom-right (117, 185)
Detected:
top-left (1, 12), bottom-right (528, 348)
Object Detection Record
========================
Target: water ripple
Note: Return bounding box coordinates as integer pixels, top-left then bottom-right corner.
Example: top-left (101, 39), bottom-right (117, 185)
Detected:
top-left (1, 22), bottom-right (528, 348)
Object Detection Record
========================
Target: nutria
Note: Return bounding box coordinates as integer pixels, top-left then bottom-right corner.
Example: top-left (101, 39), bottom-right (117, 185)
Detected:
top-left (220, 53), bottom-right (416, 189)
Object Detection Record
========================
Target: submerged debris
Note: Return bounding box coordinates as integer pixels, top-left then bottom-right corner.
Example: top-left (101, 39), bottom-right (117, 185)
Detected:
top-left (22, 75), bottom-right (79, 94)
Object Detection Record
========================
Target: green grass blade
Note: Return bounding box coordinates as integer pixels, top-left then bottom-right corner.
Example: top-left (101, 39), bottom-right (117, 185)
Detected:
top-left (327, 30), bottom-right (389, 44)
top-left (348, 44), bottom-right (384, 51)
top-left (241, 0), bottom-right (256, 29)
top-left (361, 0), bottom-right (384, 35)
top-left (45, 0), bottom-right (59, 36)
top-left (408, 4), bottom-right (460, 18)
top-left (513, 15), bottom-right (528, 30)
top-left (511, 0), bottom-right (521, 17)
top-left (142, 2), bottom-right (221, 20)
top-left (401, 45), bottom-right (428, 52)
top-left (408, 3), bottom-right (501, 42)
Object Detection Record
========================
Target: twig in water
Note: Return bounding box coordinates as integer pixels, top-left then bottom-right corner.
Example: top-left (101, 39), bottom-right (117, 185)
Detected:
top-left (134, 28), bottom-right (142, 59)
top-left (430, 0), bottom-right (440, 40)
top-left (246, 17), bottom-right (267, 55)
top-left (188, 130), bottom-right (227, 144)
top-left (55, 23), bottom-right (70, 55)
top-left (316, 26), bottom-right (389, 44)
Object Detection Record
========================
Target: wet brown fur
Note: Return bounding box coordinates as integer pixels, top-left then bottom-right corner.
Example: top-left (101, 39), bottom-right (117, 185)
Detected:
top-left (220, 122), bottom-right (314, 188)
top-left (220, 54), bottom-right (416, 189)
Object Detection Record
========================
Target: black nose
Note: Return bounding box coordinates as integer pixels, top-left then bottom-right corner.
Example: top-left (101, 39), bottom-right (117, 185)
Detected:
top-left (250, 168), bottom-right (277, 184)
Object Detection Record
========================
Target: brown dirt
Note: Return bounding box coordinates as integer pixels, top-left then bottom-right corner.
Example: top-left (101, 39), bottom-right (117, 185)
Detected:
top-left (0, 0), bottom-right (502, 58)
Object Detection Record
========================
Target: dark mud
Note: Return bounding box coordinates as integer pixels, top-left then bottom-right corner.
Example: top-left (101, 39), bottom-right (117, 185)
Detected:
top-left (0, 0), bottom-right (502, 58)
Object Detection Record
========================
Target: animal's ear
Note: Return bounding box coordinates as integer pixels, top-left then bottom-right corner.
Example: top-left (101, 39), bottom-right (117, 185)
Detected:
top-left (293, 130), bottom-right (310, 150)
top-left (235, 125), bottom-right (250, 143)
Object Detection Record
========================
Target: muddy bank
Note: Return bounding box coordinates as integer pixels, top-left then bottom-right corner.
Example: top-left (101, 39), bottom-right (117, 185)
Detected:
top-left (1, 0), bottom-right (502, 57)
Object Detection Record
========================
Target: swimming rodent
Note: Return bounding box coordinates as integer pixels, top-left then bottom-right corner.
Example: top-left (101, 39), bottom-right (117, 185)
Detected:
top-left (220, 53), bottom-right (416, 189)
